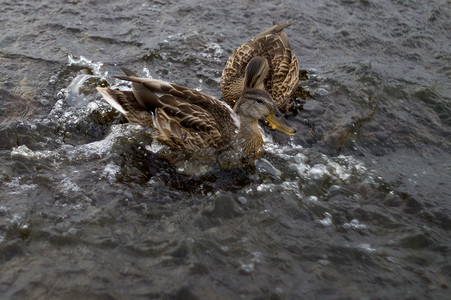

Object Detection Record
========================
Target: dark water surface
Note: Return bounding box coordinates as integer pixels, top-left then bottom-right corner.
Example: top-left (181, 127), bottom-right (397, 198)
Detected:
top-left (1, 0), bottom-right (450, 299)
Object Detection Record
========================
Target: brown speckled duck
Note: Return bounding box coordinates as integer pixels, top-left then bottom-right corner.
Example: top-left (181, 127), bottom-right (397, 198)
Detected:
top-left (97, 67), bottom-right (295, 167)
top-left (221, 22), bottom-right (299, 111)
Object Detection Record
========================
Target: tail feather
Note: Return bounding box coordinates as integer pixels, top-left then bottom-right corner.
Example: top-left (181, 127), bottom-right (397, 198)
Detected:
top-left (112, 75), bottom-right (135, 82)
top-left (111, 67), bottom-right (139, 82)
top-left (96, 87), bottom-right (128, 115)
top-left (255, 22), bottom-right (291, 39)
top-left (96, 87), bottom-right (154, 127)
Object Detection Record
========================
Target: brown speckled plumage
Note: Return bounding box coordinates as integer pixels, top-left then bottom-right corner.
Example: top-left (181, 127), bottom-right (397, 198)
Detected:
top-left (221, 21), bottom-right (299, 111)
top-left (97, 68), bottom-right (295, 164)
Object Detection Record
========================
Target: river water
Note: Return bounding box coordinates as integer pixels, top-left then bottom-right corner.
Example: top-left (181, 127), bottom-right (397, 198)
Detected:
top-left (1, 0), bottom-right (450, 299)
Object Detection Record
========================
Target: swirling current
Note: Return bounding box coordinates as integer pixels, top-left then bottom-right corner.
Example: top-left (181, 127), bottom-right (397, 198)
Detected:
top-left (0, 0), bottom-right (450, 299)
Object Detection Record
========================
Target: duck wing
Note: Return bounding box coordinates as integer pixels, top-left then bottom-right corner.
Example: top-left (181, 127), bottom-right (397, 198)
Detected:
top-left (113, 74), bottom-right (237, 151)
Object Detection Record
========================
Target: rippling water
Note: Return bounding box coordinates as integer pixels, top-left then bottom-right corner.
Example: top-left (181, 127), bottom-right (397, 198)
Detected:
top-left (1, 0), bottom-right (450, 299)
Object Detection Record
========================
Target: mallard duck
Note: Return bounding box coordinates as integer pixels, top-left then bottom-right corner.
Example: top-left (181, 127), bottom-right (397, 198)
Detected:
top-left (97, 68), bottom-right (295, 168)
top-left (221, 21), bottom-right (299, 111)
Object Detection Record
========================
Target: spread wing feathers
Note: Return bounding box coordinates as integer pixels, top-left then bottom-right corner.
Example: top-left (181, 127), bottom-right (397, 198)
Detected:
top-left (96, 87), bottom-right (154, 127)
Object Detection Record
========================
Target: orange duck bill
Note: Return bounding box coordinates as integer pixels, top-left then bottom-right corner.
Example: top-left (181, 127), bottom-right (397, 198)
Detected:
top-left (265, 109), bottom-right (296, 135)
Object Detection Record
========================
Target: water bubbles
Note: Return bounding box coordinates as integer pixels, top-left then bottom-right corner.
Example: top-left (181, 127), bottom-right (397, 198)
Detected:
top-left (202, 42), bottom-right (224, 62)
top-left (49, 74), bottom-right (58, 84)
top-left (8, 213), bottom-right (23, 225)
top-left (317, 87), bottom-right (329, 95)
top-left (307, 164), bottom-right (331, 181)
top-left (289, 161), bottom-right (309, 176)
top-left (256, 184), bottom-right (275, 193)
top-left (60, 125), bottom-right (148, 162)
top-left (0, 206), bottom-right (9, 214)
top-left (281, 181), bottom-right (299, 191)
top-left (57, 54), bottom-right (110, 108)
top-left (238, 196), bottom-right (247, 205)
top-left (206, 42), bottom-right (223, 57)
top-left (356, 243), bottom-right (376, 252)
top-left (142, 67), bottom-right (153, 78)
top-left (328, 185), bottom-right (341, 194)
top-left (103, 163), bottom-right (121, 183)
top-left (58, 177), bottom-right (81, 195)
top-left (239, 252), bottom-right (262, 275)
top-left (305, 195), bottom-right (319, 202)
top-left (251, 251), bottom-right (261, 263)
top-left (318, 212), bottom-right (333, 226)
top-left (67, 227), bottom-right (78, 236)
top-left (64, 74), bottom-right (98, 107)
top-left (73, 204), bottom-right (83, 210)
top-left (86, 101), bottom-right (99, 111)
top-left (68, 54), bottom-right (104, 76)
top-left (386, 256), bottom-right (396, 263)
top-left (343, 219), bottom-right (367, 230)
top-left (318, 259), bottom-right (331, 266)
top-left (4, 177), bottom-right (38, 195)
top-left (11, 145), bottom-right (38, 159)
top-left (363, 176), bottom-right (379, 187)
top-left (239, 262), bottom-right (254, 275)
top-left (255, 158), bottom-right (282, 179)
top-left (145, 141), bottom-right (165, 154)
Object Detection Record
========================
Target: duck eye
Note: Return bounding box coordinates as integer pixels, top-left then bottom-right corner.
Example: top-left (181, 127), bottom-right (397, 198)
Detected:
top-left (255, 98), bottom-right (263, 104)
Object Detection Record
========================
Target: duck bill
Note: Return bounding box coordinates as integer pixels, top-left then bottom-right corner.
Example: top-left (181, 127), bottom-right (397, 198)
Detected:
top-left (265, 110), bottom-right (296, 136)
